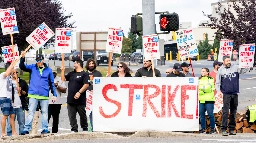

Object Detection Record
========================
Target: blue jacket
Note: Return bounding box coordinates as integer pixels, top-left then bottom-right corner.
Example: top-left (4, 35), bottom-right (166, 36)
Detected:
top-left (19, 57), bottom-right (57, 97)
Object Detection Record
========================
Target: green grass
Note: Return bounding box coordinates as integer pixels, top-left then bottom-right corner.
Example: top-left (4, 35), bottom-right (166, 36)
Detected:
top-left (0, 68), bottom-right (30, 82)
top-left (42, 49), bottom-right (54, 54)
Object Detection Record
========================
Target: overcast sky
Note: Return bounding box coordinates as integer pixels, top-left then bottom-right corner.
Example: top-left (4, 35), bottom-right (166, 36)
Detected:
top-left (61, 0), bottom-right (218, 37)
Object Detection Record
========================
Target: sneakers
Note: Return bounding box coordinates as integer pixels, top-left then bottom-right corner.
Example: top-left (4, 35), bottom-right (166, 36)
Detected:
top-left (209, 129), bottom-right (216, 134)
top-left (222, 131), bottom-right (228, 136)
top-left (199, 129), bottom-right (206, 134)
top-left (41, 129), bottom-right (50, 134)
top-left (229, 130), bottom-right (236, 135)
top-left (20, 131), bottom-right (29, 135)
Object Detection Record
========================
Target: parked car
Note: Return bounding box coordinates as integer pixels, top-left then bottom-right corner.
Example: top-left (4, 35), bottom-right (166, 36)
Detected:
top-left (83, 51), bottom-right (94, 61)
top-left (130, 52), bottom-right (142, 62)
top-left (96, 50), bottom-right (113, 66)
top-left (58, 53), bottom-right (71, 61)
top-left (176, 56), bottom-right (198, 61)
top-left (49, 53), bottom-right (58, 60)
top-left (71, 51), bottom-right (81, 62)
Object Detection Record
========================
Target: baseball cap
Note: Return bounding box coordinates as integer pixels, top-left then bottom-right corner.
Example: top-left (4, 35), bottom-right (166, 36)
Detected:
top-left (173, 63), bottom-right (182, 71)
top-left (36, 54), bottom-right (44, 61)
top-left (213, 60), bottom-right (222, 67)
top-left (180, 62), bottom-right (191, 67)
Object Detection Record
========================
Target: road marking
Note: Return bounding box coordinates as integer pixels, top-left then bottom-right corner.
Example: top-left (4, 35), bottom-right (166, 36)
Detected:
top-left (196, 63), bottom-right (201, 64)
top-left (246, 88), bottom-right (251, 90)
top-left (246, 78), bottom-right (254, 80)
top-left (253, 87), bottom-right (256, 88)
top-left (202, 139), bottom-right (256, 142)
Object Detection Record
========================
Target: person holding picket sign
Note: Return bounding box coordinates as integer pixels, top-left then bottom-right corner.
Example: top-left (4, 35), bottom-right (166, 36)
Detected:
top-left (85, 59), bottom-right (102, 132)
top-left (134, 60), bottom-right (161, 77)
top-left (198, 67), bottom-right (215, 134)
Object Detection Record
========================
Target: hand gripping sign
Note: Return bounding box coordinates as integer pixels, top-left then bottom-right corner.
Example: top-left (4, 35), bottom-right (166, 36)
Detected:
top-left (55, 28), bottom-right (72, 53)
top-left (0, 8), bottom-right (19, 35)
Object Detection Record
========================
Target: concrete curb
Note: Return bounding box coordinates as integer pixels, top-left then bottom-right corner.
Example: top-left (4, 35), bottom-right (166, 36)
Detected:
top-left (0, 132), bottom-right (124, 142)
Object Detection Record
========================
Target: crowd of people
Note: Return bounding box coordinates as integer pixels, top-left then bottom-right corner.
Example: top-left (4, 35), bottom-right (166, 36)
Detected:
top-left (0, 50), bottom-right (242, 137)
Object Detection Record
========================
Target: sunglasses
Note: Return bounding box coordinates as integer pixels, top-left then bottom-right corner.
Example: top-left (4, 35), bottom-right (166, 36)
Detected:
top-left (166, 72), bottom-right (170, 74)
top-left (117, 66), bottom-right (123, 68)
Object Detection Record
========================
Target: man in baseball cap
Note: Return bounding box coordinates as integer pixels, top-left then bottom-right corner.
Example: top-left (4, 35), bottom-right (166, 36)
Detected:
top-left (166, 63), bottom-right (185, 77)
top-left (180, 62), bottom-right (193, 77)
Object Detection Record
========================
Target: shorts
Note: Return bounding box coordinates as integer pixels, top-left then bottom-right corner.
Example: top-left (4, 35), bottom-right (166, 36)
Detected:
top-left (0, 97), bottom-right (14, 116)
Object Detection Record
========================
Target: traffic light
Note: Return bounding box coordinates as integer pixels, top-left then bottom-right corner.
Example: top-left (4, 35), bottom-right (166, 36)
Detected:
top-left (159, 13), bottom-right (179, 32)
top-left (131, 15), bottom-right (143, 34)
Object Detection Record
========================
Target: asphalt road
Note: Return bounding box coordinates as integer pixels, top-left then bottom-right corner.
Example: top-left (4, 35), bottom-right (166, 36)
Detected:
top-left (0, 59), bottom-right (256, 141)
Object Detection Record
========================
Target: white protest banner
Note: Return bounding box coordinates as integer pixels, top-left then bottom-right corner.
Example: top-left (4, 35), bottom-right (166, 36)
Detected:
top-left (218, 39), bottom-right (233, 62)
top-left (93, 77), bottom-right (199, 132)
top-left (86, 90), bottom-right (93, 117)
top-left (1, 44), bottom-right (19, 67)
top-left (26, 22), bottom-right (54, 51)
top-left (106, 28), bottom-right (123, 54)
top-left (55, 28), bottom-right (72, 53)
top-left (143, 34), bottom-right (160, 60)
top-left (176, 29), bottom-right (198, 58)
top-left (239, 44), bottom-right (255, 68)
top-left (0, 8), bottom-right (19, 35)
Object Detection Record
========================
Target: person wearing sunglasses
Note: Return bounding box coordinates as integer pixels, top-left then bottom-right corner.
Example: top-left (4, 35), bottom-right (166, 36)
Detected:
top-left (135, 60), bottom-right (161, 77)
top-left (108, 62), bottom-right (132, 77)
top-left (19, 52), bottom-right (57, 135)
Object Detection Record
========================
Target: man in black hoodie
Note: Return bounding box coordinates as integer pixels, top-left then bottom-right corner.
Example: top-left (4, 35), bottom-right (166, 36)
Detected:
top-left (135, 60), bottom-right (161, 77)
top-left (85, 58), bottom-right (102, 131)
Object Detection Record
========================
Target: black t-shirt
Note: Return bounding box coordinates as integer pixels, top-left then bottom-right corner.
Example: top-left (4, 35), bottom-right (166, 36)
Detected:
top-left (85, 70), bottom-right (102, 91)
top-left (65, 70), bottom-right (89, 105)
top-left (166, 72), bottom-right (185, 77)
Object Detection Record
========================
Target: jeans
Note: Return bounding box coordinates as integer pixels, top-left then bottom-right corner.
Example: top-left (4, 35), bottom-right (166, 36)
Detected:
top-left (48, 104), bottom-right (61, 133)
top-left (7, 108), bottom-right (25, 136)
top-left (23, 98), bottom-right (49, 132)
top-left (221, 94), bottom-right (238, 131)
top-left (67, 104), bottom-right (87, 132)
top-left (199, 103), bottom-right (215, 130)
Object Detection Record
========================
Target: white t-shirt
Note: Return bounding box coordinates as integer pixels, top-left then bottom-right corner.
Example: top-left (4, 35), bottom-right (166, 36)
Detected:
top-left (0, 72), bottom-right (9, 98)
top-left (8, 79), bottom-right (22, 108)
top-left (49, 76), bottom-right (67, 104)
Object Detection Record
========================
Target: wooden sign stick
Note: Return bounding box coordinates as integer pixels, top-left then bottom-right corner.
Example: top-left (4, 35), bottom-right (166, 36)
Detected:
top-left (13, 45), bottom-right (32, 66)
top-left (61, 53), bottom-right (65, 81)
top-left (107, 52), bottom-right (113, 75)
top-left (151, 58), bottom-right (156, 77)
top-left (10, 34), bottom-right (21, 96)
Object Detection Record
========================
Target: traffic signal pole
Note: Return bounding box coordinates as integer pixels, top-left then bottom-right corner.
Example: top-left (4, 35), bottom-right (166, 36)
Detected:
top-left (142, 0), bottom-right (157, 66)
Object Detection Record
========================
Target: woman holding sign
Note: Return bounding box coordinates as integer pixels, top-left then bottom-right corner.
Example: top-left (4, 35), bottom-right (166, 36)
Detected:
top-left (198, 68), bottom-right (215, 134)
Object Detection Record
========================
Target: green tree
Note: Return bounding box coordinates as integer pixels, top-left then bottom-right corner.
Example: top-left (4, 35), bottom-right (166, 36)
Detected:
top-left (128, 31), bottom-right (137, 52)
top-left (122, 37), bottom-right (133, 53)
top-left (135, 35), bottom-right (142, 50)
top-left (212, 37), bottom-right (220, 53)
top-left (197, 33), bottom-right (212, 59)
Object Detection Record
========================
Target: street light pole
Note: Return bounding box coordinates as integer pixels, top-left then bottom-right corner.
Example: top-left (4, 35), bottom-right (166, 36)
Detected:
top-left (142, 0), bottom-right (157, 66)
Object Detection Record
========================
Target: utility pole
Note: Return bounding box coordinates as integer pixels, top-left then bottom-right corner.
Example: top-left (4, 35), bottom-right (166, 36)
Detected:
top-left (142, 0), bottom-right (157, 66)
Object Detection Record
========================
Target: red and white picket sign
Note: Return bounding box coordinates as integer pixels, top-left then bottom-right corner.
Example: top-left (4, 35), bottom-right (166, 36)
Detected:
top-left (218, 39), bottom-right (233, 62)
top-left (106, 28), bottom-right (123, 54)
top-left (55, 28), bottom-right (72, 53)
top-left (93, 77), bottom-right (199, 132)
top-left (1, 45), bottom-right (19, 68)
top-left (143, 34), bottom-right (160, 60)
top-left (26, 22), bottom-right (54, 51)
top-left (239, 44), bottom-right (255, 68)
top-left (86, 90), bottom-right (93, 116)
top-left (0, 8), bottom-right (19, 35)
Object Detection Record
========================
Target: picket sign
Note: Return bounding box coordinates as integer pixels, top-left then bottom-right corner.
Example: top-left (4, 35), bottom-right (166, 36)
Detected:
top-left (0, 8), bottom-right (19, 35)
top-left (218, 39), bottom-right (233, 62)
top-left (93, 77), bottom-right (199, 132)
top-left (86, 90), bottom-right (93, 117)
top-left (26, 22), bottom-right (54, 51)
top-left (1, 45), bottom-right (19, 68)
top-left (55, 28), bottom-right (72, 53)
top-left (175, 28), bottom-right (198, 58)
top-left (239, 44), bottom-right (255, 68)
